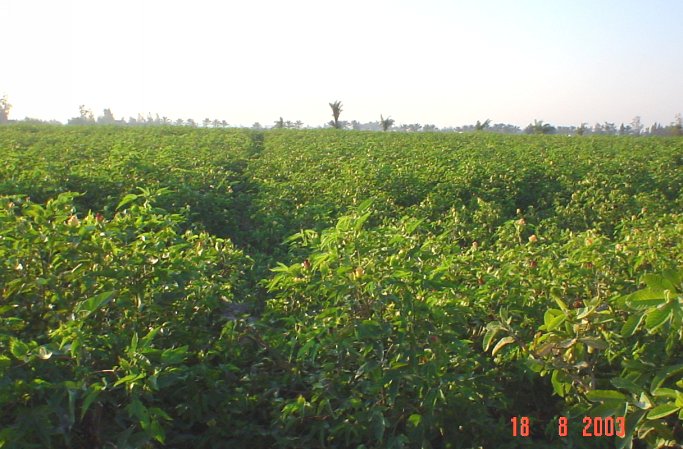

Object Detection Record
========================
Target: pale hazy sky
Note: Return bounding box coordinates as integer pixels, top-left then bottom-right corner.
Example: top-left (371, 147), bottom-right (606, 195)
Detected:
top-left (2, 0), bottom-right (682, 127)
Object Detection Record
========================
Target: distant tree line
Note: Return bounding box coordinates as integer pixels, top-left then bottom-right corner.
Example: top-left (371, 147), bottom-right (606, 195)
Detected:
top-left (1, 94), bottom-right (681, 136)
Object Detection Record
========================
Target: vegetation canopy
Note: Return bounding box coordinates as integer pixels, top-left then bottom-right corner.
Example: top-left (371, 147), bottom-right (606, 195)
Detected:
top-left (0, 126), bottom-right (681, 449)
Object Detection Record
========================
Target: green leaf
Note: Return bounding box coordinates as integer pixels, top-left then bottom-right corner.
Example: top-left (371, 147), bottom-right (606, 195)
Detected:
top-left (0, 355), bottom-right (11, 373)
top-left (356, 320), bottom-right (382, 340)
top-left (650, 364), bottom-right (683, 394)
top-left (296, 339), bottom-right (317, 361)
top-left (550, 288), bottom-right (569, 312)
top-left (621, 313), bottom-right (645, 338)
top-left (585, 389), bottom-right (627, 402)
top-left (407, 414), bottom-right (422, 427)
top-left (641, 273), bottom-right (676, 292)
top-left (117, 193), bottom-right (139, 210)
top-left (578, 337), bottom-right (607, 350)
top-left (81, 385), bottom-right (102, 420)
top-left (627, 289), bottom-right (667, 308)
top-left (127, 398), bottom-right (150, 429)
top-left (74, 291), bottom-right (115, 317)
top-left (526, 357), bottom-right (545, 373)
top-left (652, 388), bottom-right (678, 399)
top-left (543, 309), bottom-right (565, 331)
top-left (646, 403), bottom-right (679, 420)
top-left (9, 339), bottom-right (29, 359)
top-left (0, 304), bottom-right (16, 315)
top-left (482, 322), bottom-right (501, 351)
top-left (67, 386), bottom-right (78, 428)
top-left (114, 372), bottom-right (145, 388)
top-left (491, 336), bottom-right (515, 356)
top-left (130, 332), bottom-right (138, 353)
top-left (644, 303), bottom-right (672, 333)
top-left (353, 211), bottom-right (372, 231)
top-left (590, 401), bottom-right (627, 418)
top-left (661, 269), bottom-right (683, 287)
top-left (404, 218), bottom-right (424, 235)
top-left (160, 346), bottom-right (188, 365)
top-left (610, 377), bottom-right (643, 395)
top-left (140, 327), bottom-right (161, 349)
top-left (370, 410), bottom-right (386, 442)
top-left (357, 198), bottom-right (373, 213)
top-left (551, 370), bottom-right (570, 397)
top-left (150, 419), bottom-right (166, 444)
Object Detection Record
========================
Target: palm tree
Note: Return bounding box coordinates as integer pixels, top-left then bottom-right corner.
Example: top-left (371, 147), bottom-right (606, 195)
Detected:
top-left (274, 117), bottom-right (284, 129)
top-left (525, 119), bottom-right (555, 135)
top-left (329, 101), bottom-right (343, 129)
top-left (474, 119), bottom-right (491, 131)
top-left (380, 114), bottom-right (394, 131)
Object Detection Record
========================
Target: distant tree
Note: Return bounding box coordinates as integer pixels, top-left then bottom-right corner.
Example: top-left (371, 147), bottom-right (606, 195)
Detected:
top-left (221, 120), bottom-right (228, 128)
top-left (211, 119), bottom-right (220, 128)
top-left (21, 117), bottom-right (62, 125)
top-left (175, 118), bottom-right (184, 126)
top-left (328, 100), bottom-right (343, 129)
top-left (68, 105), bottom-right (95, 125)
top-left (294, 120), bottom-right (304, 129)
top-left (83, 106), bottom-right (95, 123)
top-left (489, 123), bottom-right (521, 134)
top-left (603, 122), bottom-right (616, 135)
top-left (97, 108), bottom-right (116, 125)
top-left (670, 113), bottom-right (682, 136)
top-left (593, 123), bottom-right (603, 135)
top-left (274, 117), bottom-right (284, 129)
top-left (422, 124), bottom-right (438, 132)
top-left (162, 116), bottom-right (170, 125)
top-left (202, 118), bottom-right (211, 128)
top-left (252, 122), bottom-right (262, 130)
top-left (474, 119), bottom-right (491, 131)
top-left (0, 95), bottom-right (12, 123)
top-left (618, 123), bottom-right (626, 135)
top-left (576, 123), bottom-right (588, 136)
top-left (186, 118), bottom-right (197, 127)
top-left (380, 114), bottom-right (394, 131)
top-left (631, 116), bottom-right (643, 136)
top-left (524, 119), bottom-right (555, 134)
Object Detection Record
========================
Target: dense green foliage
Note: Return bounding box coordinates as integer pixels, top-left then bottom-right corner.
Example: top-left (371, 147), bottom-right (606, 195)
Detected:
top-left (1, 126), bottom-right (681, 448)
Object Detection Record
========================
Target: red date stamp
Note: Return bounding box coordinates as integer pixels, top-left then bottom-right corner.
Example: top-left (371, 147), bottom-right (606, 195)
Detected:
top-left (511, 416), bottom-right (626, 438)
